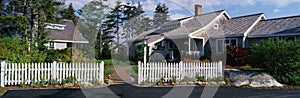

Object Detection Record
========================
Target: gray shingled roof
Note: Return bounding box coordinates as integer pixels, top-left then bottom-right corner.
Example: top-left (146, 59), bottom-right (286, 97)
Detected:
top-left (248, 15), bottom-right (300, 37)
top-left (223, 13), bottom-right (263, 36)
top-left (131, 10), bottom-right (224, 44)
top-left (48, 19), bottom-right (89, 43)
top-left (165, 10), bottom-right (224, 37)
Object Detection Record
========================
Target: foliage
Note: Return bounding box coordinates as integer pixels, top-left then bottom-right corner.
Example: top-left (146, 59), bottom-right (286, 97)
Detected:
top-left (156, 77), bottom-right (166, 84)
top-left (104, 64), bottom-right (115, 76)
top-left (45, 48), bottom-right (72, 63)
top-left (196, 76), bottom-right (206, 82)
top-left (153, 3), bottom-right (170, 28)
top-left (0, 37), bottom-right (46, 63)
top-left (226, 46), bottom-right (248, 66)
top-left (248, 38), bottom-right (300, 85)
top-left (131, 44), bottom-right (149, 62)
top-left (0, 88), bottom-right (6, 96)
top-left (60, 3), bottom-right (78, 24)
top-left (62, 76), bottom-right (77, 85)
top-left (210, 76), bottom-right (228, 82)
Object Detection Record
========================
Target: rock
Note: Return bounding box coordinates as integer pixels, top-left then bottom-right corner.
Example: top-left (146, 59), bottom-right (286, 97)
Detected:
top-left (226, 69), bottom-right (283, 87)
top-left (218, 81), bottom-right (226, 85)
top-left (209, 82), bottom-right (218, 85)
top-left (187, 81), bottom-right (194, 85)
top-left (80, 82), bottom-right (94, 87)
top-left (63, 83), bottom-right (74, 87)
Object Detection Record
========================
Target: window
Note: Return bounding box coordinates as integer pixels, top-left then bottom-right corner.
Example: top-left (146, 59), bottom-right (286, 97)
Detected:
top-left (213, 24), bottom-right (219, 29)
top-left (216, 38), bottom-right (237, 52)
top-left (49, 42), bottom-right (54, 49)
top-left (217, 39), bottom-right (224, 52)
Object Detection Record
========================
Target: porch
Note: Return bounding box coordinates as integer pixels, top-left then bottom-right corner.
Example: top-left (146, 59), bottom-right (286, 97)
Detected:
top-left (148, 37), bottom-right (205, 62)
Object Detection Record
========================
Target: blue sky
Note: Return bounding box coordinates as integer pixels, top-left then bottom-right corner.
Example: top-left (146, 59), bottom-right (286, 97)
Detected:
top-left (67, 0), bottom-right (300, 19)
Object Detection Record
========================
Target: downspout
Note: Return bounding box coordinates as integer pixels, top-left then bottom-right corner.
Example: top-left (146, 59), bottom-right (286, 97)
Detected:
top-left (242, 36), bottom-right (246, 48)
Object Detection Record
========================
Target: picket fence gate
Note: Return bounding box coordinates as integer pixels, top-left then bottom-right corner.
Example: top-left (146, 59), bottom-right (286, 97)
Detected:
top-left (0, 61), bottom-right (104, 87)
top-left (138, 61), bottom-right (223, 84)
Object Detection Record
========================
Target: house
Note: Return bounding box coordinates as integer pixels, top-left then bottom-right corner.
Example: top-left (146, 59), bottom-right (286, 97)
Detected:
top-left (130, 4), bottom-right (300, 62)
top-left (44, 19), bottom-right (89, 50)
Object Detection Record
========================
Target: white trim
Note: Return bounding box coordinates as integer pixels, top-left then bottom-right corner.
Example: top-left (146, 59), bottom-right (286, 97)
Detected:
top-left (188, 10), bottom-right (229, 38)
top-left (188, 38), bottom-right (191, 54)
top-left (216, 38), bottom-right (238, 53)
top-left (242, 14), bottom-right (266, 48)
top-left (148, 37), bottom-right (165, 46)
top-left (216, 39), bottom-right (224, 53)
top-left (201, 38), bottom-right (205, 56)
top-left (53, 40), bottom-right (89, 44)
top-left (190, 36), bottom-right (205, 39)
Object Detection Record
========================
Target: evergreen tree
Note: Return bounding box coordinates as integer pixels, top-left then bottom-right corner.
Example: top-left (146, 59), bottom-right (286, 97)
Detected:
top-left (153, 3), bottom-right (170, 28)
top-left (78, 0), bottom-right (108, 60)
top-left (102, 2), bottom-right (141, 53)
top-left (60, 3), bottom-right (78, 24)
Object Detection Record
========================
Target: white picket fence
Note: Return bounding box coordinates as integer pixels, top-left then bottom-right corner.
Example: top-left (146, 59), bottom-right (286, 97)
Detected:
top-left (138, 61), bottom-right (223, 84)
top-left (0, 61), bottom-right (104, 87)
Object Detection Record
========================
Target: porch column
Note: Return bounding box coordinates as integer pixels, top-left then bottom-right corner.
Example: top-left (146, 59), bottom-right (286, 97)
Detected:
top-left (188, 38), bottom-right (191, 55)
top-left (201, 38), bottom-right (205, 56)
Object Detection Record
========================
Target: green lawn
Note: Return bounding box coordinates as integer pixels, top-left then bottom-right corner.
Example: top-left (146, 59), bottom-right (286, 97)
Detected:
top-left (0, 88), bottom-right (6, 96)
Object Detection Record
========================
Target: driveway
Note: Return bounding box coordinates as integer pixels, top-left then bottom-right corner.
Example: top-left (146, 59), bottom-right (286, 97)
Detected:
top-left (2, 84), bottom-right (300, 98)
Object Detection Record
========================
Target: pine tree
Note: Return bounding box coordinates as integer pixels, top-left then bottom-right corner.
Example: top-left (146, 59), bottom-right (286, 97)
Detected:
top-left (153, 3), bottom-right (170, 28)
top-left (60, 3), bottom-right (78, 24)
top-left (78, 0), bottom-right (108, 60)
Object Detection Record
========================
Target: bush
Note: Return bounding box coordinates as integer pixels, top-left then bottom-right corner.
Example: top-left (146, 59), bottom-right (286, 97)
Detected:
top-left (45, 48), bottom-right (72, 63)
top-left (0, 37), bottom-right (46, 63)
top-left (226, 46), bottom-right (248, 66)
top-left (248, 38), bottom-right (300, 85)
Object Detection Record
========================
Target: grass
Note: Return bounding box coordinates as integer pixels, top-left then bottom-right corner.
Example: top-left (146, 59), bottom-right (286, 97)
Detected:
top-left (0, 88), bottom-right (6, 96)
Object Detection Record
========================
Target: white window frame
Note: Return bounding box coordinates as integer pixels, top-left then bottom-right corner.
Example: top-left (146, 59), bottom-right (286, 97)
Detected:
top-left (216, 38), bottom-right (238, 53)
top-left (213, 24), bottom-right (219, 29)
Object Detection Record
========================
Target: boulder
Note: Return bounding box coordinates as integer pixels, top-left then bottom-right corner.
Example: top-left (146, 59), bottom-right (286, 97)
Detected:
top-left (226, 70), bottom-right (283, 87)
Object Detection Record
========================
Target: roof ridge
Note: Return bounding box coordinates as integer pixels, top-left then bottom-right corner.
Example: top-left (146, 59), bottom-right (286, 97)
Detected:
top-left (194, 10), bottom-right (225, 17)
top-left (231, 13), bottom-right (264, 19)
top-left (264, 15), bottom-right (300, 21)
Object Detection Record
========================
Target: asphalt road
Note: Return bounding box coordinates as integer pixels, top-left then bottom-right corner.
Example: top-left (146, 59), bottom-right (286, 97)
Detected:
top-left (2, 84), bottom-right (300, 98)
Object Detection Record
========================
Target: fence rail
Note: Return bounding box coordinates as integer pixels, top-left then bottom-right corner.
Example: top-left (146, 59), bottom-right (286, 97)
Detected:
top-left (138, 61), bottom-right (223, 84)
top-left (0, 61), bottom-right (104, 87)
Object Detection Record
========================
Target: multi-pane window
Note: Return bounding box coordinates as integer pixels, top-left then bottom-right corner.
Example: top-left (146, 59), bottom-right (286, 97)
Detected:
top-left (217, 38), bottom-right (237, 52)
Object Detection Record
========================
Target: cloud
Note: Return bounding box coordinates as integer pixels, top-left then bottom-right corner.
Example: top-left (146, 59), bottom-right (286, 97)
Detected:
top-left (206, 0), bottom-right (300, 7)
top-left (65, 0), bottom-right (92, 9)
top-left (170, 13), bottom-right (188, 20)
top-left (274, 9), bottom-right (280, 13)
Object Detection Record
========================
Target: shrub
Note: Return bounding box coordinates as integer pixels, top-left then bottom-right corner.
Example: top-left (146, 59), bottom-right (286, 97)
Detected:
top-left (0, 37), bottom-right (46, 63)
top-left (248, 38), bottom-right (300, 85)
top-left (196, 76), bottom-right (206, 82)
top-left (226, 46), bottom-right (248, 66)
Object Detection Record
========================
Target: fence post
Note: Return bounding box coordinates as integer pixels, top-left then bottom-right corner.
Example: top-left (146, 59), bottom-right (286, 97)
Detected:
top-left (52, 61), bottom-right (57, 81)
top-left (100, 61), bottom-right (104, 83)
top-left (218, 61), bottom-right (223, 77)
top-left (138, 61), bottom-right (141, 84)
top-left (1, 61), bottom-right (6, 87)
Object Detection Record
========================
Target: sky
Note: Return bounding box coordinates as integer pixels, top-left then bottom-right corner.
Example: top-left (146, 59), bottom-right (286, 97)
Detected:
top-left (66, 0), bottom-right (300, 20)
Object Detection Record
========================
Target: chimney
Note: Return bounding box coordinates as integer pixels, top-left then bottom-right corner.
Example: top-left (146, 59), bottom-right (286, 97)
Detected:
top-left (195, 4), bottom-right (202, 16)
